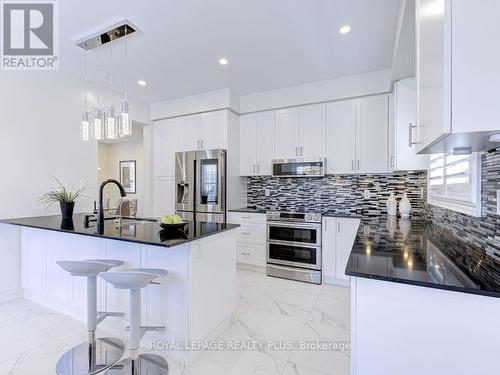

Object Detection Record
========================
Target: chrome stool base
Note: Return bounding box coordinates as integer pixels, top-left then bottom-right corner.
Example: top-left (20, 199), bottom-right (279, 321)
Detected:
top-left (107, 354), bottom-right (168, 375)
top-left (56, 337), bottom-right (125, 375)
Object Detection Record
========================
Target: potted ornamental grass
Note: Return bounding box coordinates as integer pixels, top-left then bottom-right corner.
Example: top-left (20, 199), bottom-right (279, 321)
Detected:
top-left (39, 177), bottom-right (87, 220)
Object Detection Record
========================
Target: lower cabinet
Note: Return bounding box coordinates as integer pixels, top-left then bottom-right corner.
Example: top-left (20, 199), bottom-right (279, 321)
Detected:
top-left (322, 217), bottom-right (361, 284)
top-left (228, 212), bottom-right (266, 268)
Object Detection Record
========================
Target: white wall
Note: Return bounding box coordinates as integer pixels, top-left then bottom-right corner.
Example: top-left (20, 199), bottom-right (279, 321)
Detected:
top-left (97, 133), bottom-right (145, 216)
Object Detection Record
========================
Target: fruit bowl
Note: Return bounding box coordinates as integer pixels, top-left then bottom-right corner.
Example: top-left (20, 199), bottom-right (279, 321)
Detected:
top-left (159, 221), bottom-right (188, 231)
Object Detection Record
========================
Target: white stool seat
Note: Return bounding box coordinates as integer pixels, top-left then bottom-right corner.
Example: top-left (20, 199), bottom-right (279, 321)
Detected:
top-left (57, 260), bottom-right (115, 276)
top-left (119, 268), bottom-right (168, 277)
top-left (99, 272), bottom-right (158, 289)
top-left (85, 259), bottom-right (124, 268)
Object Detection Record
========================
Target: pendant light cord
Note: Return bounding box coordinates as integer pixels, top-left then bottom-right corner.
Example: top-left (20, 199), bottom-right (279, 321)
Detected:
top-left (96, 49), bottom-right (100, 108)
top-left (109, 44), bottom-right (113, 106)
top-left (124, 27), bottom-right (128, 102)
top-left (83, 50), bottom-right (87, 111)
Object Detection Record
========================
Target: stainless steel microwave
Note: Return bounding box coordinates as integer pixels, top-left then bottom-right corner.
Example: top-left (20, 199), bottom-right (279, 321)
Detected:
top-left (272, 158), bottom-right (326, 178)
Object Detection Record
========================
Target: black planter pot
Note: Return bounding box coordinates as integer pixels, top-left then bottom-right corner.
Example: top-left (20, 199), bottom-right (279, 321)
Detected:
top-left (60, 201), bottom-right (75, 220)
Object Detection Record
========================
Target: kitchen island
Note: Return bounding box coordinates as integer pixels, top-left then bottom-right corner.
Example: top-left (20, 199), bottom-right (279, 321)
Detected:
top-left (345, 216), bottom-right (500, 375)
top-left (0, 214), bottom-right (240, 362)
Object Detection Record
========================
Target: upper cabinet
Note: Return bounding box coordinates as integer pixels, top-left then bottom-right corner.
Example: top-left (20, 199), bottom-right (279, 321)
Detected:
top-left (326, 100), bottom-right (357, 174)
top-left (178, 111), bottom-right (228, 152)
top-left (356, 95), bottom-right (389, 173)
top-left (153, 118), bottom-right (179, 177)
top-left (326, 95), bottom-right (390, 174)
top-left (394, 79), bottom-right (428, 171)
top-left (275, 104), bottom-right (327, 159)
top-left (416, 0), bottom-right (500, 154)
top-left (239, 111), bottom-right (276, 176)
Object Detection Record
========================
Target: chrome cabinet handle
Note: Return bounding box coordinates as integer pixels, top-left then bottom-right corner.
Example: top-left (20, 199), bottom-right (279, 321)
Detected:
top-left (391, 155), bottom-right (395, 168)
top-left (241, 252), bottom-right (251, 256)
top-left (357, 160), bottom-right (360, 171)
top-left (201, 139), bottom-right (204, 149)
top-left (295, 147), bottom-right (299, 156)
top-left (241, 216), bottom-right (251, 219)
top-left (241, 232), bottom-right (252, 235)
top-left (408, 123), bottom-right (417, 147)
top-left (257, 164), bottom-right (260, 173)
top-left (337, 221), bottom-right (340, 233)
top-left (351, 160), bottom-right (354, 171)
top-left (252, 164), bottom-right (255, 173)
top-left (300, 146), bottom-right (303, 156)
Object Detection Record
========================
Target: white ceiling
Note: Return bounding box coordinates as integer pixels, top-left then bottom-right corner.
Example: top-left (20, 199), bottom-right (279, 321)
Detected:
top-left (60, 0), bottom-right (403, 104)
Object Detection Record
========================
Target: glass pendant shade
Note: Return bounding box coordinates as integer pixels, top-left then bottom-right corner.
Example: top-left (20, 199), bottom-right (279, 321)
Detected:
top-left (120, 101), bottom-right (132, 137)
top-left (93, 108), bottom-right (105, 140)
top-left (80, 111), bottom-right (91, 141)
top-left (105, 107), bottom-right (118, 140)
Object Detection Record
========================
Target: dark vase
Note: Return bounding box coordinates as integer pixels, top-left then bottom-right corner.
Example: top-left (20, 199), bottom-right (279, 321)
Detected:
top-left (60, 201), bottom-right (75, 220)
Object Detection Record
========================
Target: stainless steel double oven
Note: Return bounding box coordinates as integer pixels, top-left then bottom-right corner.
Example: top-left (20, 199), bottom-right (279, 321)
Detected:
top-left (175, 149), bottom-right (226, 223)
top-left (266, 211), bottom-right (322, 284)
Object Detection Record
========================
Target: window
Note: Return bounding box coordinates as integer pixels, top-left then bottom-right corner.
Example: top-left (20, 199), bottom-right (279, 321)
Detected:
top-left (428, 153), bottom-right (481, 216)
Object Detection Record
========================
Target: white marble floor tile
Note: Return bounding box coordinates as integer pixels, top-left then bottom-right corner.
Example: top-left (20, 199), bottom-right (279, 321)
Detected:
top-left (0, 312), bottom-right (18, 330)
top-left (252, 285), bottom-right (319, 320)
top-left (0, 321), bottom-right (52, 364)
top-left (22, 309), bottom-right (85, 338)
top-left (308, 296), bottom-right (349, 331)
top-left (282, 361), bottom-right (332, 375)
top-left (0, 299), bottom-right (54, 323)
top-left (320, 285), bottom-right (350, 302)
top-left (270, 278), bottom-right (323, 296)
top-left (237, 282), bottom-right (268, 307)
top-left (288, 322), bottom-right (350, 375)
top-left (0, 338), bottom-right (67, 375)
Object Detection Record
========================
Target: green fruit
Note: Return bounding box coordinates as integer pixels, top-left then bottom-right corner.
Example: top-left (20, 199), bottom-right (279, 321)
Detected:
top-left (161, 215), bottom-right (173, 224)
top-left (172, 215), bottom-right (183, 224)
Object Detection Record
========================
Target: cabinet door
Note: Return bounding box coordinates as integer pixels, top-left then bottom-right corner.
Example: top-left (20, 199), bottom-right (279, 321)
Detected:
top-left (451, 0), bottom-right (500, 133)
top-left (415, 0), bottom-right (451, 153)
top-left (179, 115), bottom-right (201, 152)
top-left (356, 95), bottom-right (389, 173)
top-left (299, 104), bottom-right (327, 157)
top-left (322, 217), bottom-right (337, 280)
top-left (275, 108), bottom-right (300, 159)
top-left (326, 100), bottom-right (357, 174)
top-left (394, 79), bottom-right (428, 171)
top-left (335, 218), bottom-right (360, 281)
top-left (153, 177), bottom-right (175, 217)
top-left (153, 118), bottom-right (179, 177)
top-left (255, 111), bottom-right (275, 175)
top-left (201, 111), bottom-right (228, 149)
top-left (239, 114), bottom-right (257, 176)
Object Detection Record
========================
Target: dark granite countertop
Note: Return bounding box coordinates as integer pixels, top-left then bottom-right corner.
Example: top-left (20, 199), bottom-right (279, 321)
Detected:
top-left (0, 214), bottom-right (240, 248)
top-left (322, 209), bottom-right (364, 218)
top-left (346, 216), bottom-right (500, 298)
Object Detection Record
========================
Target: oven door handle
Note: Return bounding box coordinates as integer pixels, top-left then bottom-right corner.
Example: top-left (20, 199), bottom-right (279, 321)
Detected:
top-left (267, 240), bottom-right (322, 249)
top-left (266, 222), bottom-right (321, 230)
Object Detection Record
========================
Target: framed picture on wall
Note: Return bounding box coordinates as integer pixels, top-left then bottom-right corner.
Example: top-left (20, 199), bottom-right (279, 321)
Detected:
top-left (120, 160), bottom-right (136, 194)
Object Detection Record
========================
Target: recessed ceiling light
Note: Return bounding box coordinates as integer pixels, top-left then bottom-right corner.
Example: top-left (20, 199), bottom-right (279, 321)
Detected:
top-left (137, 80), bottom-right (146, 86)
top-left (339, 25), bottom-right (351, 34)
top-left (219, 58), bottom-right (229, 65)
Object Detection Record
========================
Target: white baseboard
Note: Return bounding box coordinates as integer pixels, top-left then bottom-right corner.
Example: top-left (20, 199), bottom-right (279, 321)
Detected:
top-left (323, 276), bottom-right (350, 287)
top-left (237, 263), bottom-right (266, 273)
top-left (0, 288), bottom-right (23, 304)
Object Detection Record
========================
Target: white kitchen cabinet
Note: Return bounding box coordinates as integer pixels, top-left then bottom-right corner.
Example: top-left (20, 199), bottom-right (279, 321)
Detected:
top-left (178, 111), bottom-right (228, 152)
top-left (275, 105), bottom-right (327, 159)
top-left (179, 114), bottom-right (202, 152)
top-left (228, 212), bottom-right (266, 268)
top-left (416, 0), bottom-right (500, 154)
top-left (201, 111), bottom-right (228, 149)
top-left (299, 104), bottom-right (327, 158)
top-left (394, 79), bottom-right (428, 171)
top-left (322, 216), bottom-right (360, 284)
top-left (356, 95), bottom-right (389, 173)
top-left (239, 111), bottom-right (275, 176)
top-left (335, 218), bottom-right (360, 281)
top-left (275, 108), bottom-right (300, 158)
top-left (153, 177), bottom-right (175, 217)
top-left (326, 100), bottom-right (357, 174)
top-left (153, 118), bottom-right (179, 177)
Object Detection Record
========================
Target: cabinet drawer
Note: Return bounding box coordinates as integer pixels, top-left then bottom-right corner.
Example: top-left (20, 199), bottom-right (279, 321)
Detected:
top-left (228, 212), bottom-right (266, 225)
top-left (236, 242), bottom-right (266, 266)
top-left (236, 224), bottom-right (266, 244)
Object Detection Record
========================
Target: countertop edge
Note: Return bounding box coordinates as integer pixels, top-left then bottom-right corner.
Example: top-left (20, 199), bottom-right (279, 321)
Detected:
top-left (1, 220), bottom-right (241, 248)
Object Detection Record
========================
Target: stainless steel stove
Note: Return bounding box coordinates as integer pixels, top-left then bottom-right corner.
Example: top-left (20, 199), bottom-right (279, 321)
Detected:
top-left (266, 210), bottom-right (322, 284)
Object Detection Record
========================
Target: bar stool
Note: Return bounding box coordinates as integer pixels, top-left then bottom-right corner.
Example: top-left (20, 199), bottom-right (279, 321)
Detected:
top-left (99, 268), bottom-right (169, 375)
top-left (55, 259), bottom-right (126, 375)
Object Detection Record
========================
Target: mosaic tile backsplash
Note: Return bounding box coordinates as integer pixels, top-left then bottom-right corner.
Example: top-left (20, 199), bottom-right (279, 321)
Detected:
top-left (424, 149), bottom-right (500, 262)
top-left (247, 172), bottom-right (428, 217)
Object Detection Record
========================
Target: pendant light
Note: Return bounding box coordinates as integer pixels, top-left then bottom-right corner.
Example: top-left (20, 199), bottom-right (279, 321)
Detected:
top-left (80, 50), bottom-right (91, 141)
top-left (119, 26), bottom-right (132, 137)
top-left (105, 44), bottom-right (118, 140)
top-left (93, 49), bottom-right (105, 141)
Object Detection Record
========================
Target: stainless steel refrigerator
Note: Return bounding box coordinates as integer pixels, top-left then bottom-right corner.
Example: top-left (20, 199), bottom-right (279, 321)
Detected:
top-left (175, 149), bottom-right (227, 223)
